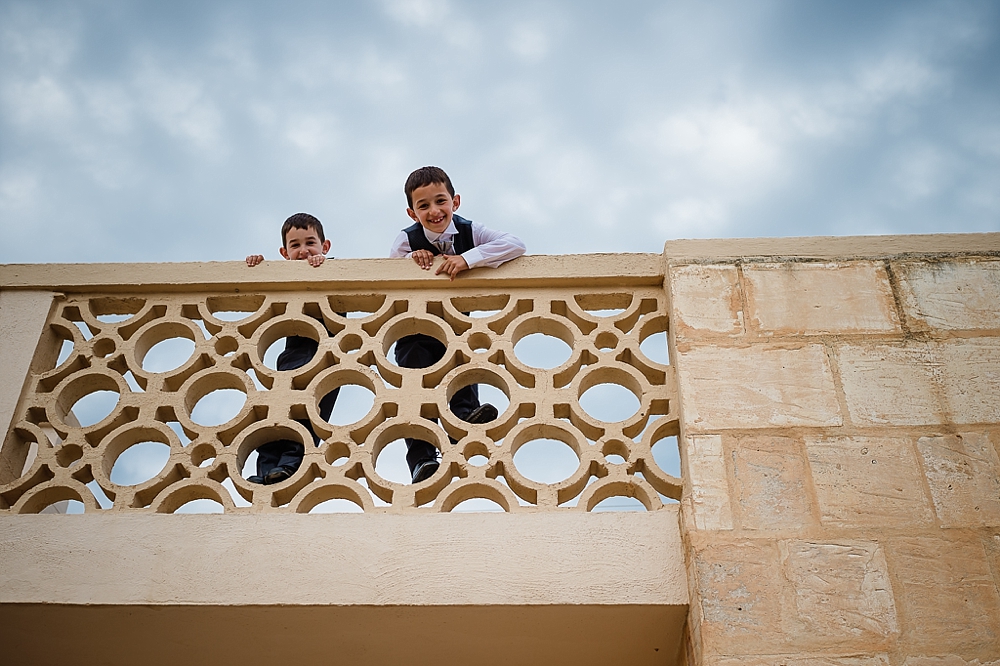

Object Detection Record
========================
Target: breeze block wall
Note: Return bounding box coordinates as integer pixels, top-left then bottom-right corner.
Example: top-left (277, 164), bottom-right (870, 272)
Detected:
top-left (668, 235), bottom-right (1000, 666)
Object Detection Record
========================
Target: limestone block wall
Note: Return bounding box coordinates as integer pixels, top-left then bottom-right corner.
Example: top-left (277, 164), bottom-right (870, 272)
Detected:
top-left (668, 236), bottom-right (1000, 666)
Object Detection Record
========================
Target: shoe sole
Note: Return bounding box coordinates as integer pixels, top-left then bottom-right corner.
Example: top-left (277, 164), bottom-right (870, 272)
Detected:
top-left (464, 404), bottom-right (498, 424)
top-left (411, 461), bottom-right (439, 484)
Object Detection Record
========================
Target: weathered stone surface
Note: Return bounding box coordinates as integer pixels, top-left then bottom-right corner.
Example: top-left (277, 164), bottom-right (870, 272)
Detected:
top-left (686, 434), bottom-right (734, 531)
top-left (983, 532), bottom-right (1000, 604)
top-left (743, 262), bottom-right (899, 335)
top-left (888, 537), bottom-right (1000, 654)
top-left (837, 343), bottom-right (943, 426)
top-left (678, 344), bottom-right (842, 430)
top-left (896, 259), bottom-right (1000, 332)
top-left (782, 540), bottom-right (898, 649)
top-left (694, 540), bottom-right (789, 655)
top-left (670, 264), bottom-right (745, 336)
top-left (935, 338), bottom-right (1000, 425)
top-left (731, 436), bottom-right (814, 531)
top-left (695, 537), bottom-right (900, 657)
top-left (805, 436), bottom-right (934, 528)
top-left (711, 655), bottom-right (889, 666)
top-left (917, 432), bottom-right (1000, 528)
top-left (904, 657), bottom-right (1000, 666)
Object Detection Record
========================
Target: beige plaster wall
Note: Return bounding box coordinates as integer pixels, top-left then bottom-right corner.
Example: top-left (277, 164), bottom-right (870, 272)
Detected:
top-left (669, 242), bottom-right (1000, 666)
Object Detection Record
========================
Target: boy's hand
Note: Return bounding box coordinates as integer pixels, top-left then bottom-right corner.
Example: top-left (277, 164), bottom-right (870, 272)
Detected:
top-left (246, 254), bottom-right (264, 267)
top-left (307, 254), bottom-right (326, 267)
top-left (410, 249), bottom-right (435, 270)
top-left (435, 255), bottom-right (469, 280)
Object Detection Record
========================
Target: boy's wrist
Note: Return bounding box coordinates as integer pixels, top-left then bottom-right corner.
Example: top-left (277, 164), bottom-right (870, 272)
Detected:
top-left (461, 248), bottom-right (485, 269)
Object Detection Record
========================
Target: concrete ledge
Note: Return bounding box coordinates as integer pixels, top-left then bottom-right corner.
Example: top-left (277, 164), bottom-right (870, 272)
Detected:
top-left (664, 232), bottom-right (1000, 261)
top-left (0, 510), bottom-right (687, 664)
top-left (0, 253), bottom-right (665, 293)
top-left (0, 511), bottom-right (685, 606)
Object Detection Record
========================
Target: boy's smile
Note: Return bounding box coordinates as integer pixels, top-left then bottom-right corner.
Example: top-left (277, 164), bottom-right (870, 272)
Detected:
top-left (407, 182), bottom-right (461, 234)
top-left (280, 226), bottom-right (331, 261)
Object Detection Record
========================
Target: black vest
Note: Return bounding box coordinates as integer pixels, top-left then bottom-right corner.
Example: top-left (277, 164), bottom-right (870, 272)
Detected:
top-left (403, 215), bottom-right (474, 255)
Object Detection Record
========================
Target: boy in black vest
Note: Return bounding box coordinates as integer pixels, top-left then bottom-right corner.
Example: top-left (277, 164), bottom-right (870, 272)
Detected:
top-left (245, 213), bottom-right (339, 484)
top-left (390, 166), bottom-right (526, 483)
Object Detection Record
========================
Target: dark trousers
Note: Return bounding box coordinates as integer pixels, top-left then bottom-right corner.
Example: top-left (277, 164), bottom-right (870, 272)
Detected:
top-left (255, 389), bottom-right (339, 477)
top-left (394, 333), bottom-right (480, 474)
top-left (256, 337), bottom-right (339, 478)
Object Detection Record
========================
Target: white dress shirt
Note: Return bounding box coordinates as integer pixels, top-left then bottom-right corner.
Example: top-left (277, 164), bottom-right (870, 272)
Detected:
top-left (389, 219), bottom-right (526, 269)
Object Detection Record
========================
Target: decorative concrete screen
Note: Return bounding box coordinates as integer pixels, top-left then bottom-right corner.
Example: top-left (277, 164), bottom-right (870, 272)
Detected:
top-left (0, 257), bottom-right (680, 514)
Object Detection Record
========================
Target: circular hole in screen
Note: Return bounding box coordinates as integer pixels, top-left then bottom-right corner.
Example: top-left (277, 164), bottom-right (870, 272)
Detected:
top-left (579, 383), bottom-right (639, 422)
top-left (142, 337), bottom-right (195, 373)
top-left (513, 438), bottom-right (579, 484)
top-left (110, 441), bottom-right (170, 485)
top-left (513, 333), bottom-right (572, 369)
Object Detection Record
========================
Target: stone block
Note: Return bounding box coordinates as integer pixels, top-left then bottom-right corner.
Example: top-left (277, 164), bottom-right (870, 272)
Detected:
top-left (743, 261), bottom-right (899, 335)
top-left (805, 436), bottom-right (934, 529)
top-left (896, 259), bottom-right (1000, 332)
top-left (686, 434), bottom-right (734, 531)
top-left (710, 656), bottom-right (889, 666)
top-left (731, 436), bottom-right (814, 531)
top-left (904, 658), bottom-right (1000, 666)
top-left (678, 344), bottom-right (842, 430)
top-left (983, 532), bottom-right (1000, 600)
top-left (917, 432), bottom-right (1000, 528)
top-left (888, 537), bottom-right (1000, 654)
top-left (694, 539), bottom-right (790, 655)
top-left (837, 343), bottom-right (943, 426)
top-left (936, 338), bottom-right (1000, 425)
top-left (695, 537), bottom-right (899, 657)
top-left (781, 540), bottom-right (898, 650)
top-left (669, 264), bottom-right (745, 336)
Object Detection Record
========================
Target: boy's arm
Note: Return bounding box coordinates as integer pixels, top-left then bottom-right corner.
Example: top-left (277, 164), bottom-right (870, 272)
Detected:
top-left (388, 231), bottom-right (411, 258)
top-left (246, 254), bottom-right (264, 267)
top-left (461, 223), bottom-right (526, 269)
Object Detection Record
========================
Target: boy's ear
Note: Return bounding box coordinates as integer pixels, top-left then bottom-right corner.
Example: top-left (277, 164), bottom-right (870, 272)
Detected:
top-left (452, 193), bottom-right (460, 211)
top-left (279, 247), bottom-right (290, 260)
top-left (406, 208), bottom-right (419, 223)
top-left (322, 239), bottom-right (331, 254)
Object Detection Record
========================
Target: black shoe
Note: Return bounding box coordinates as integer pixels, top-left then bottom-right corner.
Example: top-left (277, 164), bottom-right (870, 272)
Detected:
top-left (463, 403), bottom-right (498, 424)
top-left (248, 475), bottom-right (265, 484)
top-left (264, 466), bottom-right (294, 485)
top-left (411, 459), bottom-right (439, 484)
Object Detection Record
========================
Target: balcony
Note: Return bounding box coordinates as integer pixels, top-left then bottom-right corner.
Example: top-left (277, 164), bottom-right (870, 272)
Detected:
top-left (9, 233), bottom-right (997, 665)
top-left (0, 253), bottom-right (688, 665)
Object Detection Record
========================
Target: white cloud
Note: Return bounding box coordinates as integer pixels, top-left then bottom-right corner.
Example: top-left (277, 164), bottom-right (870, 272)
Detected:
top-left (133, 64), bottom-right (225, 152)
top-left (887, 143), bottom-right (954, 204)
top-left (1, 75), bottom-right (76, 126)
top-left (508, 23), bottom-right (549, 62)
top-left (653, 198), bottom-right (729, 238)
top-left (380, 0), bottom-right (450, 27)
top-left (284, 113), bottom-right (340, 156)
top-left (0, 171), bottom-right (39, 211)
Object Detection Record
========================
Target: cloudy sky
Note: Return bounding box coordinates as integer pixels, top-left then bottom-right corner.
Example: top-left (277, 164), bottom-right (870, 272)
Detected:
top-left (2, 0), bottom-right (998, 265)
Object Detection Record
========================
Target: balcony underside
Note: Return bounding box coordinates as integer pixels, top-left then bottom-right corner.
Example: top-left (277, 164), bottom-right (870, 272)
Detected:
top-left (2, 602), bottom-right (687, 665)
top-left (0, 509), bottom-right (688, 665)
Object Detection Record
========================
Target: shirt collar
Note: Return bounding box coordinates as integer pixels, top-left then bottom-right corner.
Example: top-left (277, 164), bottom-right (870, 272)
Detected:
top-left (423, 220), bottom-right (457, 242)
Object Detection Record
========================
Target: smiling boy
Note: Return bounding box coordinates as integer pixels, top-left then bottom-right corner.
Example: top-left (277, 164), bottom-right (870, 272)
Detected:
top-left (244, 213), bottom-right (338, 484)
top-left (390, 166), bottom-right (526, 483)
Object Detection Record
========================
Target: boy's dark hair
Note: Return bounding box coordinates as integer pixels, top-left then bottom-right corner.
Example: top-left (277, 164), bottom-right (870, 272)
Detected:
top-left (281, 213), bottom-right (325, 246)
top-left (404, 166), bottom-right (454, 208)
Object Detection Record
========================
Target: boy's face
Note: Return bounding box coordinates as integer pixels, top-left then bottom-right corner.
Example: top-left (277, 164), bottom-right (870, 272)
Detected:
top-left (280, 226), bottom-right (331, 260)
top-left (407, 182), bottom-right (461, 234)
